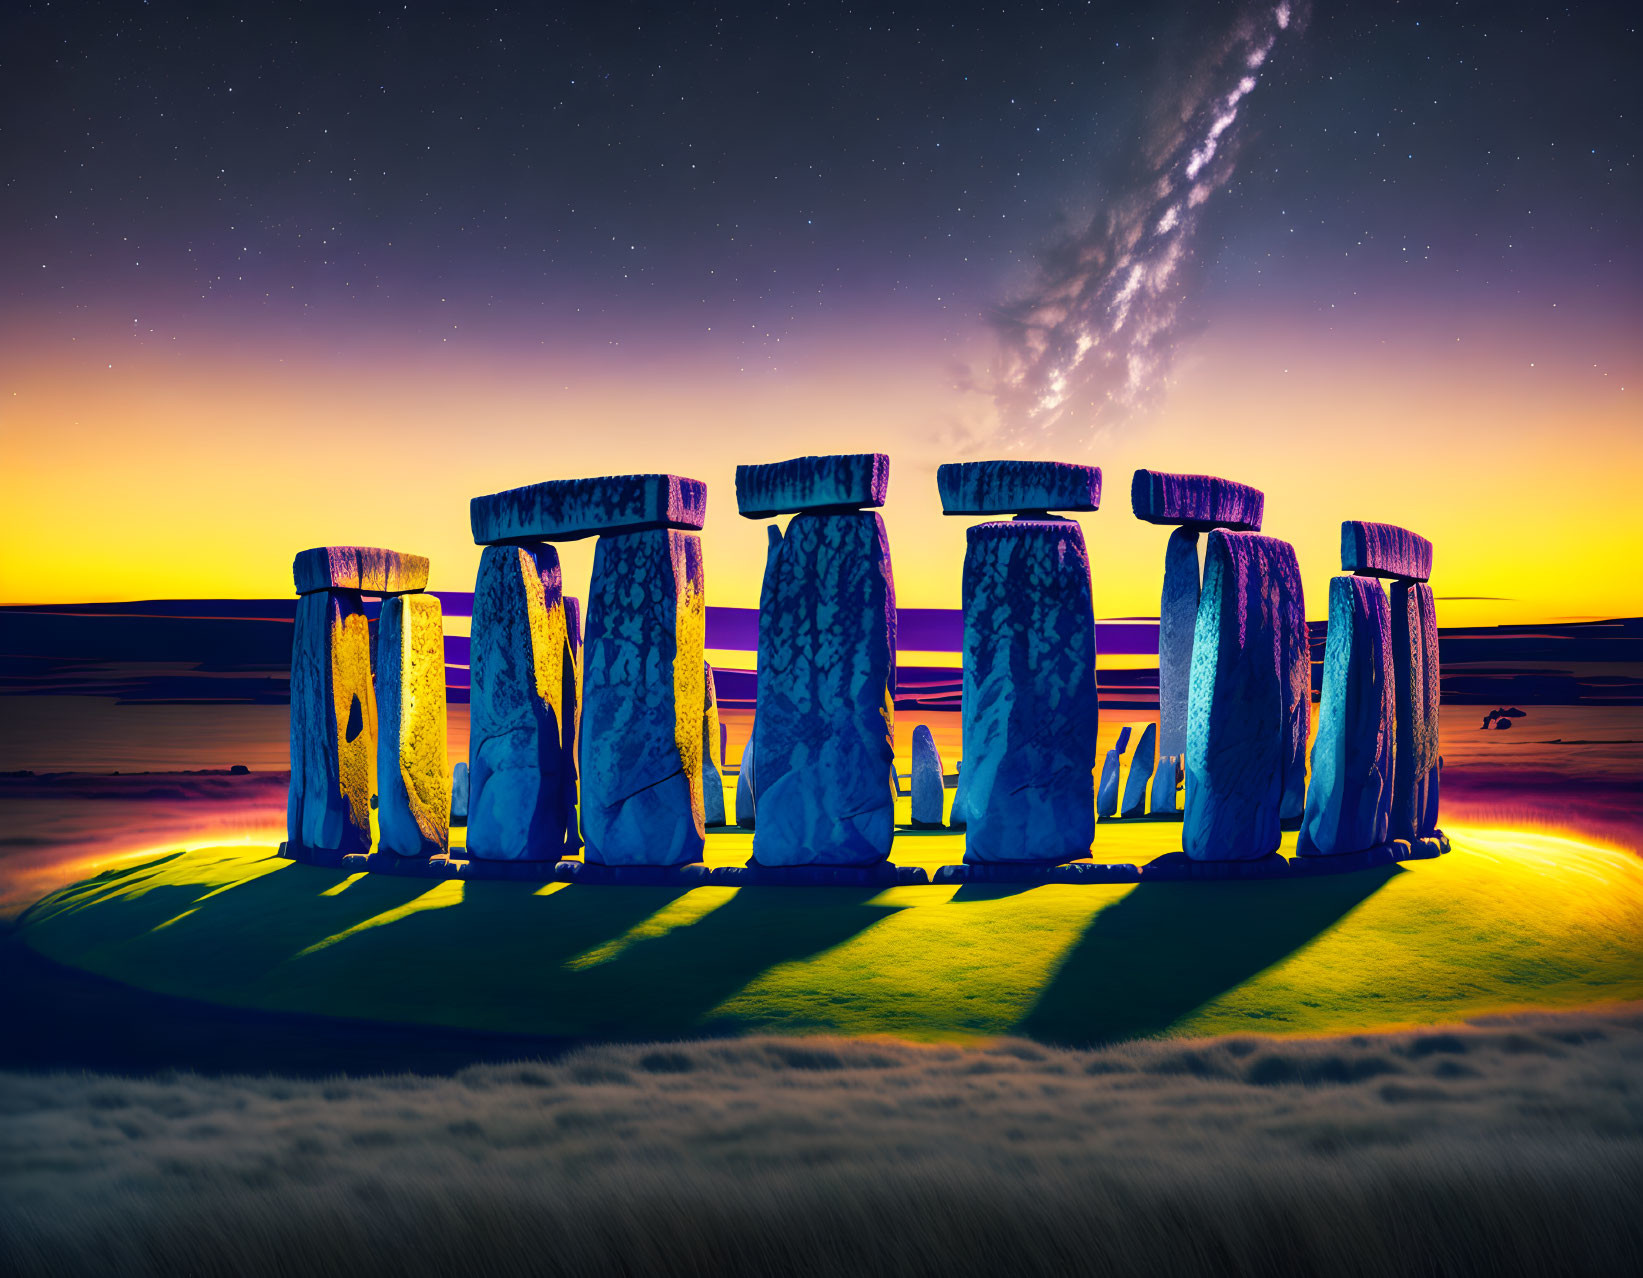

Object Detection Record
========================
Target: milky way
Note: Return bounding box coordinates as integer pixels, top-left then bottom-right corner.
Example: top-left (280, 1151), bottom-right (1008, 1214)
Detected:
top-left (991, 2), bottom-right (1301, 444)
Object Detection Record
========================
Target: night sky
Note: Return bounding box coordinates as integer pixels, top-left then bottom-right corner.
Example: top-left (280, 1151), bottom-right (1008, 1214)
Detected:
top-left (2, 1), bottom-right (1637, 619)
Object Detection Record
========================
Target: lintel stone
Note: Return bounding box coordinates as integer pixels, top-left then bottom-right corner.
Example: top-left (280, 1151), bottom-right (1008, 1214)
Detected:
top-left (736, 453), bottom-right (888, 518)
top-left (1341, 520), bottom-right (1432, 582)
top-left (937, 460), bottom-right (1101, 516)
top-left (470, 474), bottom-right (707, 545)
top-left (1130, 469), bottom-right (1264, 531)
top-left (293, 546), bottom-right (429, 596)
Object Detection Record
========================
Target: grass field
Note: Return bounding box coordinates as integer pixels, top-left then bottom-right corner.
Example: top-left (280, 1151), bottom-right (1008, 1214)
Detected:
top-left (4, 1008), bottom-right (1640, 1278)
top-left (17, 823), bottom-right (1643, 1046)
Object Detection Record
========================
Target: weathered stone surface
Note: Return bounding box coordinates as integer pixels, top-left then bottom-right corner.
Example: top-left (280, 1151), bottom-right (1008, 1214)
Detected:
top-left (1273, 539), bottom-right (1311, 825)
top-left (736, 453), bottom-right (888, 518)
top-left (470, 474), bottom-right (707, 545)
top-left (562, 595), bottom-right (582, 785)
top-left (751, 511), bottom-right (897, 865)
top-left (702, 661), bottom-right (727, 827)
top-left (1120, 721), bottom-right (1157, 818)
top-left (1183, 531), bottom-right (1296, 860)
top-left (293, 546), bottom-right (429, 596)
top-left (958, 518), bottom-right (1099, 863)
top-left (1095, 726), bottom-right (1131, 819)
top-left (581, 530), bottom-right (707, 866)
top-left (1342, 521), bottom-right (1432, 582)
top-left (910, 724), bottom-right (945, 826)
top-left (1096, 748), bottom-right (1122, 818)
top-left (466, 544), bottom-right (577, 860)
top-left (450, 761), bottom-right (469, 823)
top-left (937, 460), bottom-right (1101, 515)
top-left (1300, 575), bottom-right (1395, 856)
top-left (735, 720), bottom-right (758, 828)
top-left (1149, 754), bottom-right (1182, 815)
top-left (287, 589), bottom-right (377, 853)
top-left (1157, 527), bottom-right (1201, 758)
top-left (376, 593), bottom-right (451, 857)
top-left (1131, 470), bottom-right (1264, 531)
top-left (1390, 581), bottom-right (1441, 841)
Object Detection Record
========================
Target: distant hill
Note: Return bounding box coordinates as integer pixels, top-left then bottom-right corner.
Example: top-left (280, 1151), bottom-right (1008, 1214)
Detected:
top-left (1, 602), bottom-right (1637, 708)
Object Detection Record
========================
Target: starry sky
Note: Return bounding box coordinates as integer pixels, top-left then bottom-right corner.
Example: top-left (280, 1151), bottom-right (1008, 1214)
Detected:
top-left (2, 1), bottom-right (1638, 622)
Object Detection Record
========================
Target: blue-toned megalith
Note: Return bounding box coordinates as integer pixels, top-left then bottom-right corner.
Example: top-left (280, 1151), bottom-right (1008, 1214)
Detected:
top-left (580, 530), bottom-right (707, 866)
top-left (1095, 726), bottom-right (1132, 819)
top-left (1273, 541), bottom-right (1311, 825)
top-left (1120, 721), bottom-right (1156, 818)
top-left (467, 543), bottom-right (577, 860)
top-left (958, 519), bottom-right (1099, 863)
top-left (1158, 529), bottom-right (1201, 759)
top-left (735, 719), bottom-right (758, 828)
top-left (1149, 754), bottom-right (1182, 815)
top-left (1183, 531), bottom-right (1294, 861)
top-left (750, 510), bottom-right (897, 865)
top-left (910, 724), bottom-right (945, 827)
top-left (1300, 575), bottom-right (1395, 855)
top-left (1390, 580), bottom-right (1441, 841)
top-left (287, 587), bottom-right (377, 853)
top-left (450, 761), bottom-right (469, 824)
top-left (376, 592), bottom-right (450, 857)
top-left (702, 661), bottom-right (727, 827)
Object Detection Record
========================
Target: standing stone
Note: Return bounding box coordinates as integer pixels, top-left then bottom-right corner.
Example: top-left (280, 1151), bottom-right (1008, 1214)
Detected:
top-left (1120, 721), bottom-right (1157, 818)
top-left (1183, 531), bottom-right (1295, 861)
top-left (467, 543), bottom-right (576, 860)
top-left (702, 660), bottom-right (727, 827)
top-left (910, 724), bottom-right (945, 827)
top-left (751, 511), bottom-right (897, 865)
top-left (376, 593), bottom-right (450, 857)
top-left (564, 595), bottom-right (583, 791)
top-left (450, 761), bottom-right (469, 824)
top-left (581, 530), bottom-right (707, 865)
top-left (958, 518), bottom-right (1099, 863)
top-left (1095, 725), bottom-right (1132, 819)
top-left (1300, 576), bottom-right (1395, 856)
top-left (1149, 754), bottom-right (1182, 815)
top-left (736, 719), bottom-right (758, 828)
top-left (1158, 528), bottom-right (1201, 759)
top-left (1272, 541), bottom-right (1311, 825)
top-left (1390, 580), bottom-right (1441, 840)
top-left (288, 589), bottom-right (377, 853)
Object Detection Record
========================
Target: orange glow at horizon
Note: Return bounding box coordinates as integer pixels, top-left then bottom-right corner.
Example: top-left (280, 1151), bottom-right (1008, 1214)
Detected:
top-left (2, 305), bottom-right (1638, 630)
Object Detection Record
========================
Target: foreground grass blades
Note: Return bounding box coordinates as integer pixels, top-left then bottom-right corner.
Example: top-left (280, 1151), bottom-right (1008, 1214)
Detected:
top-left (3, 1011), bottom-right (1642, 1278)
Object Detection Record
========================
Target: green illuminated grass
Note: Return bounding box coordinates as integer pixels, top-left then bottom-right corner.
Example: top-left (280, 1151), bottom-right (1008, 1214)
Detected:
top-left (17, 825), bottom-right (1643, 1044)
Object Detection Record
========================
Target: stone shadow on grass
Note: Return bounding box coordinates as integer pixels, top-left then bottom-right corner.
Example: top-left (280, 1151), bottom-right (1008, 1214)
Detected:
top-left (574, 886), bottom-right (902, 1038)
top-left (280, 881), bottom-right (900, 1041)
top-left (0, 936), bottom-right (579, 1076)
top-left (1016, 866), bottom-right (1399, 1046)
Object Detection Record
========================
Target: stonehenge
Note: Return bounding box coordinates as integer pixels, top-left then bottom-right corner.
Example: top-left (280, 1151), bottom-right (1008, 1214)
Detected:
top-left (1302, 521), bottom-right (1440, 855)
top-left (941, 461), bottom-right (1101, 864)
top-left (283, 466), bottom-right (1443, 884)
top-left (740, 453), bottom-right (897, 867)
